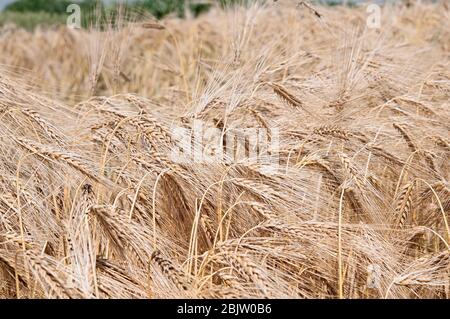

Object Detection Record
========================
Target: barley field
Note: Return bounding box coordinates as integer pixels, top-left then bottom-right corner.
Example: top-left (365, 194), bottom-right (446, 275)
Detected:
top-left (0, 1), bottom-right (449, 299)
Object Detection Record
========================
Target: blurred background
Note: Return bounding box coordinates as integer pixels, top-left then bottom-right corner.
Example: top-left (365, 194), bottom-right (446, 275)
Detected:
top-left (0, 0), bottom-right (417, 30)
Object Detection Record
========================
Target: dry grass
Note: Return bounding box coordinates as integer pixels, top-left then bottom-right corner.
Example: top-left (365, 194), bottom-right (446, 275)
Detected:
top-left (0, 1), bottom-right (449, 299)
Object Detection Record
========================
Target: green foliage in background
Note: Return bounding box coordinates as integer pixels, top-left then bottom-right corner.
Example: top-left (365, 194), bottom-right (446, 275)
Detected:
top-left (1, 0), bottom-right (104, 29)
top-left (4, 0), bottom-right (73, 13)
top-left (4, 0), bottom-right (103, 14)
top-left (134, 0), bottom-right (244, 19)
top-left (2, 0), bottom-right (239, 16)
top-left (136, 0), bottom-right (198, 19)
top-left (0, 11), bottom-right (67, 29)
top-left (0, 0), bottom-right (341, 30)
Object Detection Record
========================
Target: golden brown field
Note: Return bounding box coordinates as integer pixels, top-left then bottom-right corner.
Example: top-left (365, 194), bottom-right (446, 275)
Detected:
top-left (0, 1), bottom-right (449, 299)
